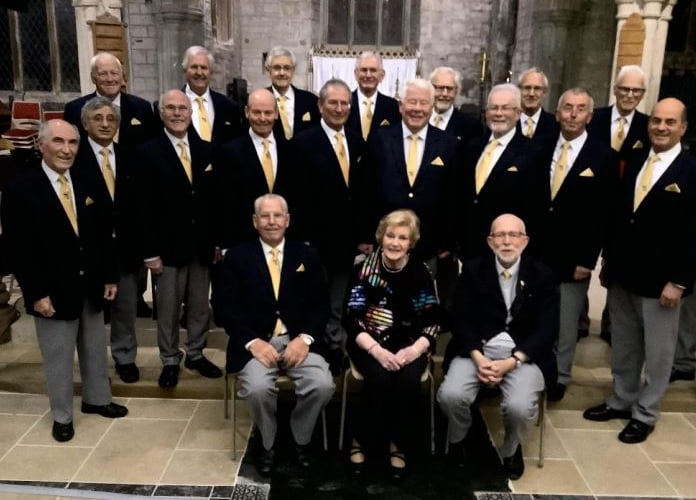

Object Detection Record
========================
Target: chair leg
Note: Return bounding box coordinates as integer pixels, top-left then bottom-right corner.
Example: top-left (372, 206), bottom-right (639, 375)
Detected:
top-left (321, 408), bottom-right (328, 451)
top-left (429, 372), bottom-right (435, 455)
top-left (224, 373), bottom-right (230, 420)
top-left (537, 389), bottom-right (545, 468)
top-left (338, 370), bottom-right (350, 451)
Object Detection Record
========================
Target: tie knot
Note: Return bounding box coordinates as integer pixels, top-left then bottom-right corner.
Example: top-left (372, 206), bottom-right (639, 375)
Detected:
top-left (562, 141), bottom-right (571, 151)
top-left (196, 96), bottom-right (204, 103)
top-left (619, 116), bottom-right (626, 125)
top-left (526, 117), bottom-right (533, 126)
top-left (100, 147), bottom-right (109, 157)
top-left (410, 134), bottom-right (419, 141)
top-left (501, 269), bottom-right (511, 280)
top-left (648, 154), bottom-right (660, 164)
top-left (178, 140), bottom-right (187, 149)
top-left (488, 139), bottom-right (500, 151)
top-left (271, 247), bottom-right (279, 258)
top-left (278, 95), bottom-right (287, 102)
top-left (335, 132), bottom-right (343, 141)
top-left (364, 99), bottom-right (372, 106)
top-left (58, 174), bottom-right (68, 185)
top-left (262, 138), bottom-right (270, 147)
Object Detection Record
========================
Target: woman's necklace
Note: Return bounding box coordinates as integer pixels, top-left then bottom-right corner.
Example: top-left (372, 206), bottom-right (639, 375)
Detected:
top-left (382, 255), bottom-right (408, 273)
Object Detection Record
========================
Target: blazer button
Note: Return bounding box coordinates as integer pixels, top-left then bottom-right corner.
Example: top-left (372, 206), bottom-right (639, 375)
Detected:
top-left (473, 199), bottom-right (478, 204)
top-left (79, 270), bottom-right (84, 276)
top-left (192, 190), bottom-right (196, 195)
top-left (548, 206), bottom-right (554, 212)
top-left (408, 193), bottom-right (414, 198)
top-left (504, 325), bottom-right (509, 331)
top-left (629, 218), bottom-right (635, 224)
top-left (275, 310), bottom-right (281, 316)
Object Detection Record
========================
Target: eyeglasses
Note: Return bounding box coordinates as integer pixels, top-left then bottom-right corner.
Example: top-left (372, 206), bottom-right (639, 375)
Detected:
top-left (616, 86), bottom-right (645, 96)
top-left (520, 85), bottom-right (545, 92)
top-left (433, 84), bottom-right (456, 92)
top-left (269, 65), bottom-right (294, 73)
top-left (162, 105), bottom-right (190, 113)
top-left (94, 71), bottom-right (121, 80)
top-left (489, 231), bottom-right (527, 240)
top-left (486, 105), bottom-right (517, 113)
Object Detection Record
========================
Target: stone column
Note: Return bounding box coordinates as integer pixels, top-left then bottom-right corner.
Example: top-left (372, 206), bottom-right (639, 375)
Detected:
top-left (152, 0), bottom-right (205, 94)
top-left (529, 0), bottom-right (584, 110)
top-left (72, 0), bottom-right (123, 94)
top-left (487, 0), bottom-right (518, 85)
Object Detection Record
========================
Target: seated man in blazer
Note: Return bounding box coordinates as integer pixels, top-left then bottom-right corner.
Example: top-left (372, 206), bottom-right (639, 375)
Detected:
top-left (438, 214), bottom-right (558, 481)
top-left (212, 194), bottom-right (335, 477)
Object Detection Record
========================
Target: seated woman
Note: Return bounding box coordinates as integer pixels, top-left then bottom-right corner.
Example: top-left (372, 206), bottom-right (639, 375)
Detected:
top-left (343, 209), bottom-right (441, 479)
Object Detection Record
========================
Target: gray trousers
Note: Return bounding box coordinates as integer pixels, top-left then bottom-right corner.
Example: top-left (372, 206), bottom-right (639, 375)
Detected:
top-left (237, 335), bottom-right (335, 450)
top-left (110, 271), bottom-right (138, 365)
top-left (674, 283), bottom-right (696, 373)
top-left (437, 342), bottom-right (544, 457)
top-left (607, 285), bottom-right (680, 425)
top-left (156, 257), bottom-right (210, 365)
top-left (34, 299), bottom-right (112, 424)
top-left (556, 280), bottom-right (590, 385)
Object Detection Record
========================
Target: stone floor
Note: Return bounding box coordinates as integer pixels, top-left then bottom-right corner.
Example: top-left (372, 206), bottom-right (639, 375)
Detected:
top-left (1, 274), bottom-right (696, 499)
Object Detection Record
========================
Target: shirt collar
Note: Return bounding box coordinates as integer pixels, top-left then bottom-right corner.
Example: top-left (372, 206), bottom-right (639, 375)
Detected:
top-left (260, 238), bottom-right (286, 256)
top-left (521, 107), bottom-right (542, 122)
top-left (272, 85), bottom-right (294, 101)
top-left (487, 126), bottom-right (516, 146)
top-left (185, 85), bottom-right (211, 102)
top-left (41, 161), bottom-right (70, 183)
top-left (97, 92), bottom-right (121, 107)
top-left (249, 128), bottom-right (276, 146)
top-left (402, 122), bottom-right (428, 141)
top-left (432, 105), bottom-right (454, 122)
top-left (164, 129), bottom-right (188, 149)
top-left (495, 257), bottom-right (520, 279)
top-left (611, 105), bottom-right (635, 124)
top-left (320, 119), bottom-right (344, 138)
top-left (87, 137), bottom-right (114, 158)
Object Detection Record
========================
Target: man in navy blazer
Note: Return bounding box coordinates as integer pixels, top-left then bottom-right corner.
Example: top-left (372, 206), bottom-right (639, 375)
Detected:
top-left (345, 51), bottom-right (401, 141)
top-left (64, 52), bottom-right (157, 149)
top-left (515, 68), bottom-right (559, 150)
top-left (1, 120), bottom-right (127, 442)
top-left (584, 98), bottom-right (696, 444)
top-left (264, 46), bottom-right (319, 140)
top-left (212, 194), bottom-right (334, 476)
top-left (438, 214), bottom-right (558, 480)
top-left (366, 78), bottom-right (460, 265)
top-left (457, 84), bottom-right (540, 260)
top-left (530, 88), bottom-right (617, 402)
top-left (429, 66), bottom-right (483, 145)
top-left (213, 88), bottom-right (303, 251)
top-left (71, 96), bottom-right (145, 384)
top-left (293, 78), bottom-right (373, 371)
top-left (139, 90), bottom-right (221, 388)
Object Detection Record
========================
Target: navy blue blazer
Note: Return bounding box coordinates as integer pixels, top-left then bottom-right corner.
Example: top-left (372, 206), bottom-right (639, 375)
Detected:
top-left (529, 135), bottom-right (618, 281)
top-left (443, 108), bottom-right (484, 146)
top-left (366, 123), bottom-right (460, 259)
top-left (603, 149), bottom-right (696, 298)
top-left (138, 131), bottom-right (215, 266)
top-left (515, 109), bottom-right (560, 152)
top-left (293, 125), bottom-right (371, 268)
top-left (587, 106), bottom-right (650, 163)
top-left (456, 130), bottom-right (541, 260)
top-left (346, 91), bottom-right (401, 141)
top-left (1, 164), bottom-right (117, 319)
top-left (64, 92), bottom-right (157, 148)
top-left (268, 85), bottom-right (320, 140)
top-left (71, 142), bottom-right (145, 274)
top-left (212, 239), bottom-right (330, 373)
top-left (443, 254), bottom-right (559, 387)
top-left (212, 133), bottom-right (302, 248)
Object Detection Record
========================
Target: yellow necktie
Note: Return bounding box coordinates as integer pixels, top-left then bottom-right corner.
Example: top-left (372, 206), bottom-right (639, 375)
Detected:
top-left (261, 138), bottom-right (274, 191)
top-left (406, 134), bottom-right (419, 186)
top-left (434, 114), bottom-right (443, 129)
top-left (99, 148), bottom-right (115, 200)
top-left (334, 132), bottom-right (349, 186)
top-left (277, 95), bottom-right (292, 140)
top-left (196, 96), bottom-right (212, 142)
top-left (361, 98), bottom-right (373, 140)
top-left (57, 175), bottom-right (78, 235)
top-left (634, 154), bottom-right (659, 211)
top-left (474, 139), bottom-right (499, 194)
top-left (269, 247), bottom-right (283, 335)
top-left (550, 141), bottom-right (571, 199)
top-left (502, 269), bottom-right (511, 280)
top-left (612, 116), bottom-right (626, 151)
top-left (177, 140), bottom-right (192, 184)
top-left (524, 117), bottom-right (534, 138)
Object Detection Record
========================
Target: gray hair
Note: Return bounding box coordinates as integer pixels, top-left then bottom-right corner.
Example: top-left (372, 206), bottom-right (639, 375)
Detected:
top-left (488, 83), bottom-right (522, 108)
top-left (355, 51), bottom-right (384, 70)
top-left (254, 193), bottom-right (289, 214)
top-left (557, 87), bottom-right (595, 114)
top-left (38, 120), bottom-right (80, 145)
top-left (265, 46), bottom-right (296, 68)
top-left (182, 45), bottom-right (214, 70)
top-left (517, 67), bottom-right (549, 89)
top-left (615, 65), bottom-right (645, 87)
top-left (80, 96), bottom-right (121, 126)
top-left (403, 78), bottom-right (435, 101)
top-left (90, 52), bottom-right (122, 76)
top-left (429, 66), bottom-right (461, 92)
top-left (318, 78), bottom-right (352, 103)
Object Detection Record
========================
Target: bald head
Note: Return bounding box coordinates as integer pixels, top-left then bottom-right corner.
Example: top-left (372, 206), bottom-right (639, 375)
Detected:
top-left (487, 213), bottom-right (529, 267)
top-left (245, 88), bottom-right (278, 138)
top-left (648, 97), bottom-right (688, 153)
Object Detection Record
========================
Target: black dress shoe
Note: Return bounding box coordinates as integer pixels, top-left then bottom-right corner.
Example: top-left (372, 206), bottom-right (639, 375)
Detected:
top-left (136, 300), bottom-right (153, 318)
top-left (81, 402), bottom-right (128, 418)
top-left (547, 382), bottom-right (566, 402)
top-left (115, 363), bottom-right (140, 384)
top-left (158, 365), bottom-right (180, 388)
top-left (600, 330), bottom-right (612, 345)
top-left (577, 328), bottom-right (589, 341)
top-left (52, 421), bottom-right (74, 442)
top-left (583, 403), bottom-right (632, 422)
top-left (447, 439), bottom-right (467, 468)
top-left (294, 442), bottom-right (312, 468)
top-left (257, 447), bottom-right (275, 477)
top-left (184, 355), bottom-right (222, 378)
top-left (669, 369), bottom-right (695, 383)
top-left (502, 444), bottom-right (524, 480)
top-left (618, 419), bottom-right (654, 444)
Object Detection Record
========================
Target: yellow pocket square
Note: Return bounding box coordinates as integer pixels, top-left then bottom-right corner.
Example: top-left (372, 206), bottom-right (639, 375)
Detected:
top-left (665, 183), bottom-right (681, 193)
top-left (130, 118), bottom-right (142, 125)
top-left (296, 264), bottom-right (305, 272)
top-left (579, 168), bottom-right (594, 177)
top-left (85, 196), bottom-right (94, 206)
top-left (632, 140), bottom-right (644, 149)
top-left (507, 166), bottom-right (518, 172)
top-left (380, 119), bottom-right (390, 126)
top-left (430, 156), bottom-right (444, 166)
top-left (302, 112), bottom-right (311, 122)
top-left (204, 164), bottom-right (213, 172)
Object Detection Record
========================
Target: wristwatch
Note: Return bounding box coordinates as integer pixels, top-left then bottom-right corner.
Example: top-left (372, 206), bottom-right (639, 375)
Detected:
top-left (300, 334), bottom-right (314, 346)
top-left (512, 353), bottom-right (523, 369)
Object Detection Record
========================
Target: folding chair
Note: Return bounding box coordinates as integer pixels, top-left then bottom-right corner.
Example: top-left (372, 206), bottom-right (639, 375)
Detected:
top-left (43, 110), bottom-right (64, 121)
top-left (1, 101), bottom-right (42, 149)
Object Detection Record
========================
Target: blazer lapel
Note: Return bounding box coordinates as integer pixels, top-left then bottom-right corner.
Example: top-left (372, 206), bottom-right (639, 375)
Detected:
top-left (253, 241), bottom-right (277, 300)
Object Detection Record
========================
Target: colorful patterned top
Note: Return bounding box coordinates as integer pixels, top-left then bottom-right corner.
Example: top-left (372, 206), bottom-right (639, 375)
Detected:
top-left (343, 249), bottom-right (441, 352)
